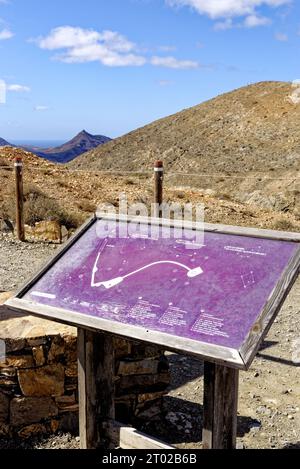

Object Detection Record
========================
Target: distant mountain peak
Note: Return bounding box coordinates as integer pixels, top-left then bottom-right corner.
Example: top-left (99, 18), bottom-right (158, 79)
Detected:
top-left (0, 130), bottom-right (112, 163)
top-left (0, 137), bottom-right (11, 147)
top-left (31, 130), bottom-right (112, 163)
top-left (78, 130), bottom-right (91, 137)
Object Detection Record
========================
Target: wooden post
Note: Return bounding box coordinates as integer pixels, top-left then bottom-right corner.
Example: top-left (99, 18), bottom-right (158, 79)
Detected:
top-left (14, 157), bottom-right (25, 242)
top-left (77, 328), bottom-right (115, 449)
top-left (202, 362), bottom-right (239, 449)
top-left (154, 160), bottom-right (164, 218)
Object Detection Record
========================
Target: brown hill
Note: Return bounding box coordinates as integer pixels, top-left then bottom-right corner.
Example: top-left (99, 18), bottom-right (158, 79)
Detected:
top-left (70, 81), bottom-right (300, 173)
top-left (0, 146), bottom-right (55, 168)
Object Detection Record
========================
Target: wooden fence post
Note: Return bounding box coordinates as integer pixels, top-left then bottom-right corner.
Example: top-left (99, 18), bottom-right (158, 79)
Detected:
top-left (154, 160), bottom-right (164, 218)
top-left (78, 328), bottom-right (115, 449)
top-left (14, 157), bottom-right (25, 242)
top-left (202, 362), bottom-right (239, 449)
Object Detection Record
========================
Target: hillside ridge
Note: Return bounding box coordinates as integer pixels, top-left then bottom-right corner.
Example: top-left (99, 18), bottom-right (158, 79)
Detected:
top-left (70, 81), bottom-right (300, 173)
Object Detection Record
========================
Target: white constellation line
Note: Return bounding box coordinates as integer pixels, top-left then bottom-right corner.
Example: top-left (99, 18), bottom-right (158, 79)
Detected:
top-left (91, 255), bottom-right (203, 290)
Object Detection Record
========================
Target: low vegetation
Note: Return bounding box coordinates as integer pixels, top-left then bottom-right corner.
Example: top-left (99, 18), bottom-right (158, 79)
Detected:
top-left (2, 184), bottom-right (80, 229)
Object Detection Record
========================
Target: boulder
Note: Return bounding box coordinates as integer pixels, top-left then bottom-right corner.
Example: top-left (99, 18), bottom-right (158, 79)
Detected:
top-left (0, 355), bottom-right (34, 369)
top-left (32, 346), bottom-right (46, 367)
top-left (10, 397), bottom-right (58, 427)
top-left (240, 190), bottom-right (291, 212)
top-left (47, 336), bottom-right (65, 363)
top-left (18, 364), bottom-right (65, 397)
top-left (0, 392), bottom-right (9, 423)
top-left (0, 219), bottom-right (14, 233)
top-left (29, 220), bottom-right (62, 243)
top-left (17, 423), bottom-right (47, 439)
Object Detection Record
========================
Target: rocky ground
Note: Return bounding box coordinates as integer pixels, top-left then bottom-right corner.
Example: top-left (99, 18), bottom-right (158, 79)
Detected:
top-left (0, 233), bottom-right (299, 449)
top-left (0, 235), bottom-right (58, 292)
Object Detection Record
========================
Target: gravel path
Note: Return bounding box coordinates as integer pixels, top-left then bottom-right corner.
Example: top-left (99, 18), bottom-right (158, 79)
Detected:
top-left (0, 234), bottom-right (59, 292)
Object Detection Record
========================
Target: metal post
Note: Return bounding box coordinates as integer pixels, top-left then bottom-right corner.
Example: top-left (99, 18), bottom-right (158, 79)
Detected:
top-left (14, 157), bottom-right (25, 242)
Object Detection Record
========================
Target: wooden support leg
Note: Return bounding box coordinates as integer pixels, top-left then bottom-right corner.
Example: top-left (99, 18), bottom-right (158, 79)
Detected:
top-left (77, 328), bottom-right (115, 449)
top-left (202, 362), bottom-right (239, 449)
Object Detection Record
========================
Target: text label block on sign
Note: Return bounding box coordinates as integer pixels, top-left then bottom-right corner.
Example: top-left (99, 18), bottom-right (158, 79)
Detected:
top-left (7, 216), bottom-right (300, 369)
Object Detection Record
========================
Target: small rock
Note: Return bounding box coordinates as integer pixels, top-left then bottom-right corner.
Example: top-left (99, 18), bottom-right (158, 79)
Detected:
top-left (236, 442), bottom-right (245, 450)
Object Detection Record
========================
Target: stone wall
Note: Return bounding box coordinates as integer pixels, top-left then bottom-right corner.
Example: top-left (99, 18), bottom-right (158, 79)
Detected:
top-left (0, 295), bottom-right (170, 439)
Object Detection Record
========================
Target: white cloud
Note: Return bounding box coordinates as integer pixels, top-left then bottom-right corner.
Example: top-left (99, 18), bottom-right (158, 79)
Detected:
top-left (34, 105), bottom-right (49, 111)
top-left (243, 14), bottom-right (271, 27)
top-left (0, 28), bottom-right (13, 40)
top-left (37, 26), bottom-right (101, 50)
top-left (166, 0), bottom-right (291, 27)
top-left (158, 80), bottom-right (173, 86)
top-left (275, 32), bottom-right (288, 41)
top-left (33, 26), bottom-right (200, 69)
top-left (151, 55), bottom-right (199, 69)
top-left (34, 26), bottom-right (146, 67)
top-left (158, 45), bottom-right (177, 52)
top-left (7, 84), bottom-right (30, 92)
top-left (214, 19), bottom-right (233, 30)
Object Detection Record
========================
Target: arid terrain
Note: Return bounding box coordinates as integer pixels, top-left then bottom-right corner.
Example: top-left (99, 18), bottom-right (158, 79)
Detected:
top-left (1, 146), bottom-right (300, 235)
top-left (72, 81), bottom-right (300, 175)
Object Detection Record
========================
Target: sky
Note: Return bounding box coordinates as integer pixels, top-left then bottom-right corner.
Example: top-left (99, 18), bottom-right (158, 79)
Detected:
top-left (0, 0), bottom-right (299, 140)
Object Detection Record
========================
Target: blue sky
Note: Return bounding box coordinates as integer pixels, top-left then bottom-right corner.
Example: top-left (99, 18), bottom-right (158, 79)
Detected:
top-left (0, 0), bottom-right (299, 140)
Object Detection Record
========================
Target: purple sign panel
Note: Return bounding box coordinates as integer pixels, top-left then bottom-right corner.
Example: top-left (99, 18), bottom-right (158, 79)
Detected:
top-left (22, 219), bottom-right (298, 352)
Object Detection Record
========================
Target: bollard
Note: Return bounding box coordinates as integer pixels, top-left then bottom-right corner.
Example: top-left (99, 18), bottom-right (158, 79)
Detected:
top-left (154, 160), bottom-right (164, 218)
top-left (14, 157), bottom-right (25, 242)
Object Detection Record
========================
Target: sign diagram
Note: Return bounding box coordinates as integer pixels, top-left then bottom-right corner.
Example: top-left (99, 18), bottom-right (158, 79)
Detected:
top-left (91, 244), bottom-right (203, 289)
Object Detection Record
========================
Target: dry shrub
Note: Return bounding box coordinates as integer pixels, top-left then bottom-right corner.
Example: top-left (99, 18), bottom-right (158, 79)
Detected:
top-left (124, 179), bottom-right (136, 186)
top-left (76, 199), bottom-right (97, 213)
top-left (0, 157), bottom-right (11, 170)
top-left (2, 184), bottom-right (80, 229)
top-left (57, 178), bottom-right (70, 189)
top-left (272, 218), bottom-right (297, 232)
top-left (217, 192), bottom-right (232, 201)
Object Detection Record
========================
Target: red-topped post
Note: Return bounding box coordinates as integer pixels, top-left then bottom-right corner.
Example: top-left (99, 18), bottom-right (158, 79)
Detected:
top-left (154, 160), bottom-right (164, 218)
top-left (14, 157), bottom-right (25, 242)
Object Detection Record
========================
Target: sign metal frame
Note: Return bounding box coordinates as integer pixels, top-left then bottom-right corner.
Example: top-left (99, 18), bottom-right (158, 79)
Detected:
top-left (4, 212), bottom-right (300, 371)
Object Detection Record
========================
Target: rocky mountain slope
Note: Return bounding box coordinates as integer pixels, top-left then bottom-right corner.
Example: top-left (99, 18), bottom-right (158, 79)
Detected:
top-left (0, 146), bottom-right (56, 167)
top-left (70, 81), bottom-right (300, 174)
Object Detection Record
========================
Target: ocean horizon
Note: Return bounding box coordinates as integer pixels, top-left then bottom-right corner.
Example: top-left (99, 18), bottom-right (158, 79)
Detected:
top-left (11, 140), bottom-right (65, 149)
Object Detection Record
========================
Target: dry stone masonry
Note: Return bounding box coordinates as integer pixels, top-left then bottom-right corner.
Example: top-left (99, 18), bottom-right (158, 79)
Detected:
top-left (0, 293), bottom-right (170, 438)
